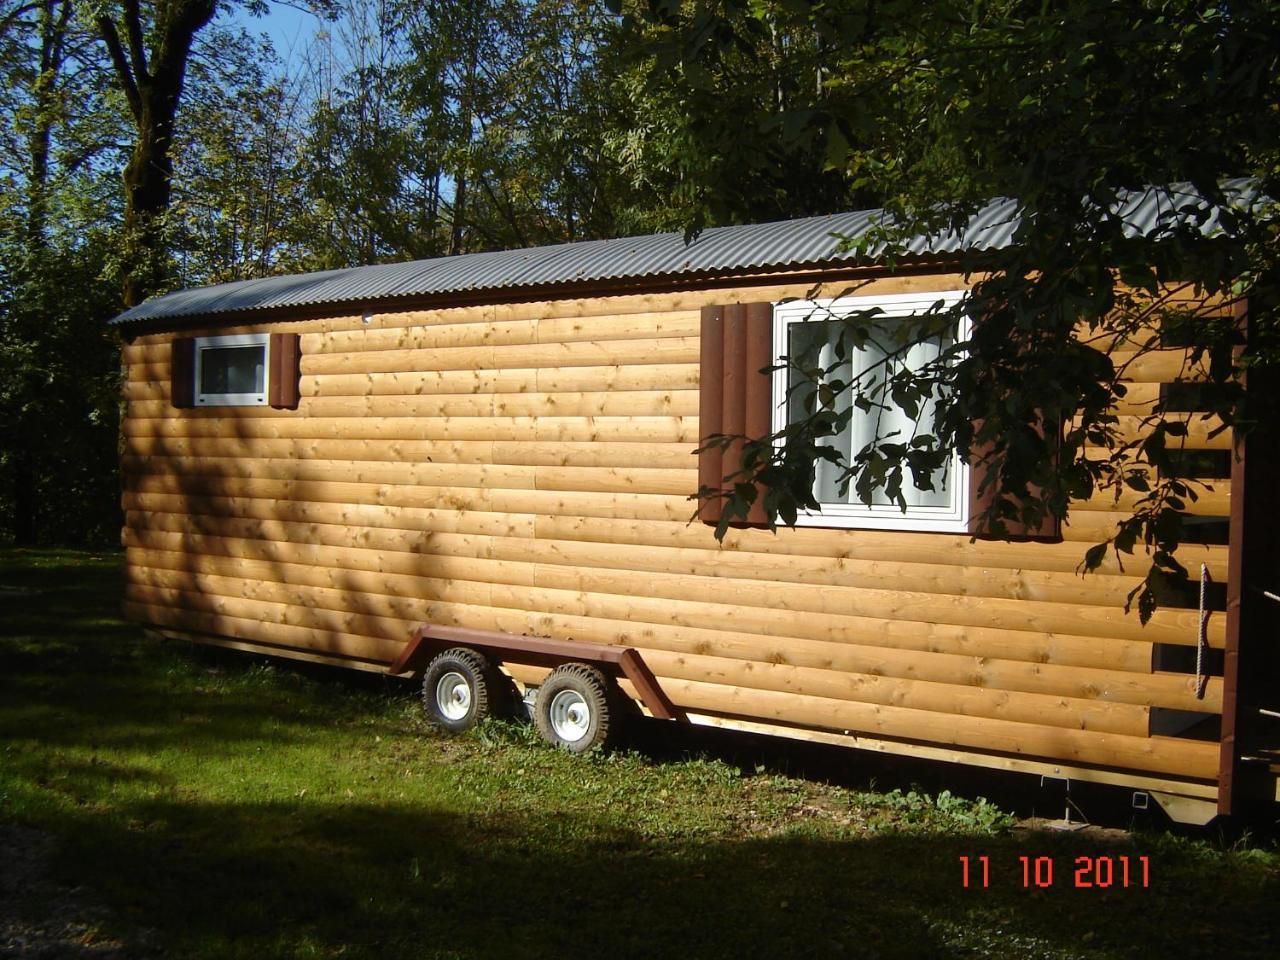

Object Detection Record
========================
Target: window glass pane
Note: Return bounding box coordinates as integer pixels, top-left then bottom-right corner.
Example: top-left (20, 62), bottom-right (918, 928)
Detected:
top-left (201, 345), bottom-right (265, 395)
top-left (786, 315), bottom-right (953, 509)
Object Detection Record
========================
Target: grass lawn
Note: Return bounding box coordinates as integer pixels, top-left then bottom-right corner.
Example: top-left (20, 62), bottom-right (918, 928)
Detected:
top-left (1, 547), bottom-right (1277, 959)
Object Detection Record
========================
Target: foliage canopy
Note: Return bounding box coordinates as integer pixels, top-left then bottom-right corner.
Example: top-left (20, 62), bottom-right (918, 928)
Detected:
top-left (624, 0), bottom-right (1280, 618)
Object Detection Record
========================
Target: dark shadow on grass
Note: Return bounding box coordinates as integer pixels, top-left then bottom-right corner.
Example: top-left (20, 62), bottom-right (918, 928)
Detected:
top-left (27, 792), bottom-right (1280, 960)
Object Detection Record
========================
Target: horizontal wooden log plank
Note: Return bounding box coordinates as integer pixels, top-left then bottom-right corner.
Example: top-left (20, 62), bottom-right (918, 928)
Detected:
top-left (134, 370), bottom-right (729, 407)
top-left (131, 501), bottom-right (1165, 614)
top-left (507, 561), bottom-right (1220, 649)
top-left (123, 478), bottom-right (691, 522)
top-left (126, 389), bottom-right (702, 419)
top-left (1071, 481), bottom-right (1230, 517)
top-left (535, 311), bottom-right (702, 344)
top-left (125, 495), bottom-right (537, 539)
top-left (125, 585), bottom-right (1216, 779)
top-left (126, 361), bottom-right (170, 382)
top-left (128, 505), bottom-right (1148, 608)
top-left (125, 582), bottom-right (429, 643)
top-left (125, 567), bottom-right (1150, 736)
top-left (125, 573), bottom-right (1149, 735)
top-left (125, 455), bottom-right (537, 491)
top-left (1069, 414), bottom-right (1233, 451)
top-left (637, 647), bottom-right (1150, 735)
top-left (126, 400), bottom-right (296, 419)
top-left (122, 520), bottom-right (1218, 648)
top-left (666, 678), bottom-right (1218, 779)
top-left (300, 368), bottom-right (537, 398)
top-left (305, 318), bottom-right (539, 354)
top-left (123, 532), bottom-right (1168, 670)
top-left (123, 599), bottom-right (407, 662)
top-left (1062, 509), bottom-right (1234, 544)
top-left (163, 517), bottom-right (1166, 640)
top-left (126, 545), bottom-right (1221, 711)
top-left (122, 454), bottom-right (698, 497)
top-left (1111, 348), bottom-right (1210, 383)
top-left (120, 482), bottom-right (1230, 581)
top-left (122, 415), bottom-right (700, 444)
top-left (124, 437), bottom-right (697, 470)
top-left (533, 515), bottom-right (1232, 580)
top-left (126, 506), bottom-right (1147, 609)
top-left (126, 310), bottom-right (702, 367)
top-left (298, 363), bottom-right (699, 398)
top-left (1107, 382), bottom-right (1163, 414)
top-left (122, 380), bottom-right (169, 402)
top-left (298, 336), bottom-right (701, 376)
top-left (304, 311), bottom-right (701, 357)
top-left (502, 607), bottom-right (1218, 713)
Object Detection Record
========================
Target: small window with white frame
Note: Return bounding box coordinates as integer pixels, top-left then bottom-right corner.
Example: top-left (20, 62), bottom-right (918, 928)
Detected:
top-left (194, 333), bottom-right (270, 406)
top-left (771, 290), bottom-right (971, 533)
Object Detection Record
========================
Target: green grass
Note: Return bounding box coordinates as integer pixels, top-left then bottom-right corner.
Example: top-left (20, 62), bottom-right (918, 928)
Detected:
top-left (1, 547), bottom-right (1277, 959)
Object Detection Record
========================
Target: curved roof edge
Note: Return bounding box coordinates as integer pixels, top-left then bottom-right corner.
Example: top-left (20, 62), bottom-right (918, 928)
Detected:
top-left (110, 181), bottom-right (1260, 327)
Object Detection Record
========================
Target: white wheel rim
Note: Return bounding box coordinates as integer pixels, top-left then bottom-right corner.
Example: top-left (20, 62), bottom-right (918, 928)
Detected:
top-left (548, 689), bottom-right (592, 743)
top-left (436, 671), bottom-right (472, 721)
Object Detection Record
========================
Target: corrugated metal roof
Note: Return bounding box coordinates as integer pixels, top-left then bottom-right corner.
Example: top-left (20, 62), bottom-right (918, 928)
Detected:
top-left (110, 181), bottom-right (1260, 326)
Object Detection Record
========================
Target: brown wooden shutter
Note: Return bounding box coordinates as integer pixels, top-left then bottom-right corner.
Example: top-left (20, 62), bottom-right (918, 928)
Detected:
top-left (967, 423), bottom-right (1061, 539)
top-left (171, 337), bottom-right (196, 408)
top-left (268, 332), bottom-right (301, 409)
top-left (698, 303), bottom-right (773, 527)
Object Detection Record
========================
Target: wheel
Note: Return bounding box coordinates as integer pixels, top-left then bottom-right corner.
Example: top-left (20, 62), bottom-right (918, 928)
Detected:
top-left (421, 647), bottom-right (500, 732)
top-left (533, 663), bottom-right (617, 753)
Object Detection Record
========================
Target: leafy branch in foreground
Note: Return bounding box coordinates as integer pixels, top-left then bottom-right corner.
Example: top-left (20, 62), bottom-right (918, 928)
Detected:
top-left (666, 0), bottom-right (1280, 619)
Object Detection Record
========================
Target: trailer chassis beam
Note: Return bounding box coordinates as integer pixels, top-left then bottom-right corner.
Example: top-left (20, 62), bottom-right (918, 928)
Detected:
top-left (388, 624), bottom-right (685, 722)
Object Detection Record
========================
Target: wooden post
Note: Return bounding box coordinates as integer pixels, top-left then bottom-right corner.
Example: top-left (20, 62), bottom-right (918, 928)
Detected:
top-left (1218, 300), bottom-right (1280, 818)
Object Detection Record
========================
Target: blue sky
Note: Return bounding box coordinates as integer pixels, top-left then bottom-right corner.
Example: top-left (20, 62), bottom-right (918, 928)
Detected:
top-left (226, 2), bottom-right (326, 62)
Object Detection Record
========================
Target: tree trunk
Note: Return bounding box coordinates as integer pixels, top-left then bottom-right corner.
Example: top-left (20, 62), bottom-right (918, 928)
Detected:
top-left (97, 0), bottom-right (217, 307)
top-left (450, 4), bottom-right (481, 256)
top-left (120, 109), bottom-right (175, 305)
top-left (26, 0), bottom-right (71, 250)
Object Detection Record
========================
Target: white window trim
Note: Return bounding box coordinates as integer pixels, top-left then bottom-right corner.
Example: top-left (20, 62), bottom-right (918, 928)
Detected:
top-left (194, 332), bottom-right (270, 406)
top-left (771, 290), bottom-right (972, 533)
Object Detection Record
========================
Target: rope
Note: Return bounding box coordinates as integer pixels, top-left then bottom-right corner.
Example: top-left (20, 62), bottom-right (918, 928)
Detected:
top-left (1196, 563), bottom-right (1209, 700)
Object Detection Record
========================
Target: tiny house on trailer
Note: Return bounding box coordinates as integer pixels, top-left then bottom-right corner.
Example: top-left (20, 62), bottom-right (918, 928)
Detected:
top-left (112, 198), bottom-right (1279, 825)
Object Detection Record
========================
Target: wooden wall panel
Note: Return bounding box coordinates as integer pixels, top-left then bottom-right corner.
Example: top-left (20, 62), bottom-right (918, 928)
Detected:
top-left (118, 279), bottom-right (1232, 786)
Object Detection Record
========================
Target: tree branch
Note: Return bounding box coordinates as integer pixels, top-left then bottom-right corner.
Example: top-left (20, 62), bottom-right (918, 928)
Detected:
top-left (121, 0), bottom-right (149, 84)
top-left (95, 16), bottom-right (142, 121)
top-left (0, 1), bottom-right (41, 41)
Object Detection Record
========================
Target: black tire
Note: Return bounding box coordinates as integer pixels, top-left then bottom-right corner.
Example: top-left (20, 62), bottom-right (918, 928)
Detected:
top-left (533, 663), bottom-right (617, 753)
top-left (421, 647), bottom-right (499, 733)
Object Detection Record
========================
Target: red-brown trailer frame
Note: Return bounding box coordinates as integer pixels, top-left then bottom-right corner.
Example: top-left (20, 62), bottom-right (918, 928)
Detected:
top-left (388, 624), bottom-right (686, 723)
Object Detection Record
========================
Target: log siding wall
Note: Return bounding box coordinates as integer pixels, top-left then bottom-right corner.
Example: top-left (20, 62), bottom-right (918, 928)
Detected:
top-left (120, 273), bottom-right (1231, 786)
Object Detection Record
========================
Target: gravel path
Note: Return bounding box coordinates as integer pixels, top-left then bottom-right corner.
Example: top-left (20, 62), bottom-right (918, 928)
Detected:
top-left (0, 825), bottom-right (135, 959)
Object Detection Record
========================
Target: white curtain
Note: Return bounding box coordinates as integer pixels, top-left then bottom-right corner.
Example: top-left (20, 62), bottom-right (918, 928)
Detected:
top-left (789, 318), bottom-right (952, 508)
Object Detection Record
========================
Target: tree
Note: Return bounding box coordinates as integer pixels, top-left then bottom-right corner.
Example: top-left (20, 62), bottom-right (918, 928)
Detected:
top-left (94, 0), bottom-right (219, 305)
top-left (608, 0), bottom-right (868, 232)
top-left (0, 1), bottom-right (294, 544)
top-left (170, 22), bottom-right (309, 283)
top-left (0, 0), bottom-right (124, 545)
top-left (627, 0), bottom-right (1280, 618)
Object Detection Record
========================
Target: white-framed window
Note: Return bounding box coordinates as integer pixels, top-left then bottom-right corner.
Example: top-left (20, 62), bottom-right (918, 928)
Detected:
top-left (194, 333), bottom-right (270, 406)
top-left (771, 290), bottom-right (971, 533)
